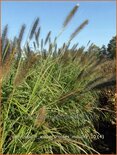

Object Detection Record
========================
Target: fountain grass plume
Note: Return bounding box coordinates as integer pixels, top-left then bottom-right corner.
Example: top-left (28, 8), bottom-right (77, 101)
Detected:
top-left (45, 31), bottom-right (51, 45)
top-left (69, 20), bottom-right (89, 42)
top-left (29, 18), bottom-right (39, 40)
top-left (17, 24), bottom-right (26, 46)
top-left (63, 3), bottom-right (79, 29)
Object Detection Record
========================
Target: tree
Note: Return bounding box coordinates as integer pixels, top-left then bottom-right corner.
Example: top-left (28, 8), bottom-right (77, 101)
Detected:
top-left (100, 45), bottom-right (107, 55)
top-left (107, 36), bottom-right (116, 59)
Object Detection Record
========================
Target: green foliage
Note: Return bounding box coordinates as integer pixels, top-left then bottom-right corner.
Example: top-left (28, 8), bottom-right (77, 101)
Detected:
top-left (107, 36), bottom-right (116, 59)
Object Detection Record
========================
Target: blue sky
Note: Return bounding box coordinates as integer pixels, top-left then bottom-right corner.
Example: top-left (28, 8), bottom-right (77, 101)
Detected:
top-left (2, 1), bottom-right (116, 48)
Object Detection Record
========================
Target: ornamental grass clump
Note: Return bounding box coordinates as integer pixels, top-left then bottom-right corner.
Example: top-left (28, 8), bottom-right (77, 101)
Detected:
top-left (1, 4), bottom-right (115, 154)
